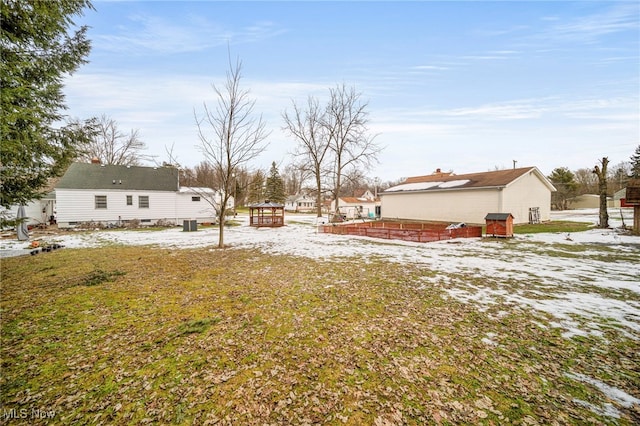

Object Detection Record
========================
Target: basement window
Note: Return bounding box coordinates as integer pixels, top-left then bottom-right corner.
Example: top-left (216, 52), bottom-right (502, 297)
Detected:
top-left (138, 196), bottom-right (149, 208)
top-left (95, 195), bottom-right (107, 209)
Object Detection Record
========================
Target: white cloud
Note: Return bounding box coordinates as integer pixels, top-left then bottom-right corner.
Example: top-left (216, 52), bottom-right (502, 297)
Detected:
top-left (539, 3), bottom-right (639, 43)
top-left (93, 14), bottom-right (286, 54)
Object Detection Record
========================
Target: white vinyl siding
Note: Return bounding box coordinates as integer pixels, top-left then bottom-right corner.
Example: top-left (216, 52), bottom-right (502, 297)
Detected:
top-left (175, 192), bottom-right (217, 223)
top-left (56, 189), bottom-right (177, 227)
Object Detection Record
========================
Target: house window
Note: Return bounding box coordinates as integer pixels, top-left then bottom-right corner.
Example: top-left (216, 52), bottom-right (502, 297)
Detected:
top-left (138, 196), bottom-right (149, 208)
top-left (126, 195), bottom-right (133, 206)
top-left (192, 196), bottom-right (201, 202)
top-left (95, 195), bottom-right (107, 209)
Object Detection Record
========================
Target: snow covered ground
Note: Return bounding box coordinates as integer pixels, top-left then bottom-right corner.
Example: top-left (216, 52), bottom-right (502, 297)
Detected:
top-left (2, 208), bottom-right (639, 341)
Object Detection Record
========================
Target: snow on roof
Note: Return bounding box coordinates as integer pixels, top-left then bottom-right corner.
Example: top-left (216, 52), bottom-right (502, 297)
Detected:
top-left (384, 179), bottom-right (470, 193)
top-left (383, 167), bottom-right (556, 194)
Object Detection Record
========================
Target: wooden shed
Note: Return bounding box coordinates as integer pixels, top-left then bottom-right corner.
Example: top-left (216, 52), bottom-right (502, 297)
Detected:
top-left (249, 201), bottom-right (285, 227)
top-left (485, 213), bottom-right (514, 238)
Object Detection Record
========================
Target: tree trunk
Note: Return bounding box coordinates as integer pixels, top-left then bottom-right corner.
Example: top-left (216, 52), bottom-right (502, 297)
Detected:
top-left (593, 157), bottom-right (609, 229)
top-left (315, 172), bottom-right (323, 218)
top-left (218, 206), bottom-right (225, 248)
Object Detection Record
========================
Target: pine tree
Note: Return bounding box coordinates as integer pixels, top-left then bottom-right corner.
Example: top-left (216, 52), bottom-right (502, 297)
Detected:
top-left (265, 162), bottom-right (286, 204)
top-left (248, 170), bottom-right (266, 204)
top-left (548, 167), bottom-right (578, 210)
top-left (630, 145), bottom-right (640, 179)
top-left (1, 0), bottom-right (95, 208)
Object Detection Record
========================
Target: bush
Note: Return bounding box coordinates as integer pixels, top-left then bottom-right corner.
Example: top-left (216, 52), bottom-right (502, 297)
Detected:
top-left (125, 219), bottom-right (141, 229)
top-left (78, 221), bottom-right (106, 230)
top-left (155, 218), bottom-right (175, 227)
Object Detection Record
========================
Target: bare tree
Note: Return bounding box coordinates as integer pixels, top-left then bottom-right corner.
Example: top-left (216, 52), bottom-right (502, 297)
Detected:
top-left (340, 167), bottom-right (370, 197)
top-left (79, 114), bottom-right (149, 165)
top-left (194, 55), bottom-right (269, 247)
top-left (324, 84), bottom-right (382, 215)
top-left (574, 168), bottom-right (599, 195)
top-left (283, 95), bottom-right (331, 217)
top-left (593, 157), bottom-right (609, 228)
top-left (608, 161), bottom-right (631, 193)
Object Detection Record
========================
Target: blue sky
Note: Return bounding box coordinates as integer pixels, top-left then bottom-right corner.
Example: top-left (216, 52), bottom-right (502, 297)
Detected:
top-left (64, 0), bottom-right (639, 182)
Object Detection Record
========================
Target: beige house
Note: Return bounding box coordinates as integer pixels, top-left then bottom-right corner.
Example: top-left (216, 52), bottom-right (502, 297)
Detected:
top-left (568, 194), bottom-right (614, 209)
top-left (380, 167), bottom-right (556, 225)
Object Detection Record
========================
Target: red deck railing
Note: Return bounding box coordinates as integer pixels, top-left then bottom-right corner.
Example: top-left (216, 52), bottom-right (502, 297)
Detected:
top-left (321, 221), bottom-right (482, 243)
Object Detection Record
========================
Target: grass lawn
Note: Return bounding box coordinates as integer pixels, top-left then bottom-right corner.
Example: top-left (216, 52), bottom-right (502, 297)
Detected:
top-left (1, 245), bottom-right (638, 425)
top-left (513, 221), bottom-right (594, 234)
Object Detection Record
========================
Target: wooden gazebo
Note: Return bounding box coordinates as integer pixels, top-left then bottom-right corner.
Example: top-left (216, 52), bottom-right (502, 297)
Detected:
top-left (249, 201), bottom-right (285, 227)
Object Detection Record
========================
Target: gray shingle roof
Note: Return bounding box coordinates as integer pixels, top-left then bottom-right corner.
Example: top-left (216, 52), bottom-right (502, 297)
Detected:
top-left (484, 213), bottom-right (514, 221)
top-left (56, 163), bottom-right (179, 191)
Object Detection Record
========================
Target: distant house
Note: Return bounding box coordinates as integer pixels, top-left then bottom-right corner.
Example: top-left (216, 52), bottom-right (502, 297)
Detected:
top-left (55, 162), bottom-right (222, 228)
top-left (568, 194), bottom-right (614, 209)
top-left (285, 194), bottom-right (316, 213)
top-left (380, 167), bottom-right (556, 225)
top-left (330, 190), bottom-right (379, 219)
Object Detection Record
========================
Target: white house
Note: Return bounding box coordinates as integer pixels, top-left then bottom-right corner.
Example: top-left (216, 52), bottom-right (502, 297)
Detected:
top-left (55, 162), bottom-right (221, 228)
top-left (380, 167), bottom-right (556, 225)
top-left (4, 191), bottom-right (55, 227)
top-left (285, 194), bottom-right (317, 212)
top-left (330, 190), bottom-right (379, 219)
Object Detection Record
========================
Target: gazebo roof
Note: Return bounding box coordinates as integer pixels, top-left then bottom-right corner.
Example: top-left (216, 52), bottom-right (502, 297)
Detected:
top-left (249, 201), bottom-right (284, 208)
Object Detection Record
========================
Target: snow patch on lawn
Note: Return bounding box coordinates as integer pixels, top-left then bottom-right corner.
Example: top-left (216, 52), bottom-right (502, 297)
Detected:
top-left (566, 372), bottom-right (640, 418)
top-left (2, 209), bottom-right (638, 341)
